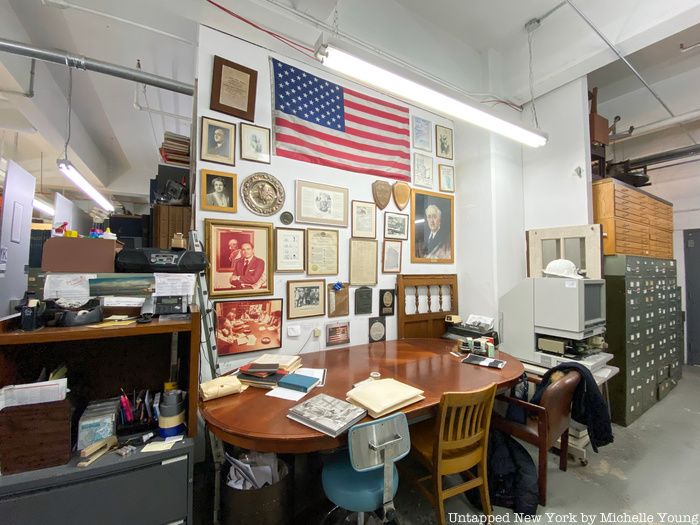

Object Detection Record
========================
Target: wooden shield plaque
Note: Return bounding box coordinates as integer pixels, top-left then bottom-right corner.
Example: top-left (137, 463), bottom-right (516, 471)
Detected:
top-left (372, 181), bottom-right (391, 210)
top-left (392, 181), bottom-right (410, 210)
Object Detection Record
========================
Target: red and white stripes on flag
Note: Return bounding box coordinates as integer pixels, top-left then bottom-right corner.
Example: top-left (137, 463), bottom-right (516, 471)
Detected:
top-left (271, 58), bottom-right (411, 182)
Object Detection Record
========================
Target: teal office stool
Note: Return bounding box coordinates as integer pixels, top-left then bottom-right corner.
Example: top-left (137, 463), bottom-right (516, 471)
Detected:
top-left (322, 412), bottom-right (410, 524)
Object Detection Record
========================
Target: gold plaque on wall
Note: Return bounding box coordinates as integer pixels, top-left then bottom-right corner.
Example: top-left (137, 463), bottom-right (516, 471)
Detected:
top-left (392, 181), bottom-right (410, 210)
top-left (372, 181), bottom-right (391, 210)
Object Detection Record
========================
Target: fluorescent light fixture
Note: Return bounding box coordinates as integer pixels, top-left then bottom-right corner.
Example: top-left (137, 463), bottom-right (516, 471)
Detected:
top-left (56, 159), bottom-right (114, 212)
top-left (33, 198), bottom-right (55, 216)
top-left (317, 45), bottom-right (548, 148)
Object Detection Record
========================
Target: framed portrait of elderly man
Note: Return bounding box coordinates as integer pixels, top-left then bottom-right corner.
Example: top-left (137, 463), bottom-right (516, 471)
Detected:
top-left (205, 219), bottom-right (274, 298)
top-left (411, 189), bottom-right (454, 264)
top-left (200, 116), bottom-right (235, 166)
top-left (200, 169), bottom-right (237, 213)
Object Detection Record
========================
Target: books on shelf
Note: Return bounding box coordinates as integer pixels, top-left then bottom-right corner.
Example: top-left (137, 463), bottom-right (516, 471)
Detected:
top-left (461, 353), bottom-right (506, 369)
top-left (287, 393), bottom-right (366, 438)
top-left (346, 378), bottom-right (424, 418)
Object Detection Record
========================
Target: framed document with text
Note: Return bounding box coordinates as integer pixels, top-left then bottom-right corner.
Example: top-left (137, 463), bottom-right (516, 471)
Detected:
top-left (349, 238), bottom-right (378, 286)
top-left (306, 229), bottom-right (339, 276)
top-left (275, 227), bottom-right (305, 273)
top-left (295, 180), bottom-right (349, 227)
top-left (210, 55), bottom-right (257, 122)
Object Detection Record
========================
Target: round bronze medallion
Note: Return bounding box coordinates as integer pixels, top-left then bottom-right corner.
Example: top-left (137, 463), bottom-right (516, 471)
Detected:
top-left (382, 291), bottom-right (393, 307)
top-left (280, 211), bottom-right (293, 225)
top-left (240, 172), bottom-right (285, 216)
top-left (369, 319), bottom-right (386, 342)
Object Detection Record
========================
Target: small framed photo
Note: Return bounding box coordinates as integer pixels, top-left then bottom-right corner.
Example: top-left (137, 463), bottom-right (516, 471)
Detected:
top-left (412, 115), bottom-right (432, 152)
top-left (349, 238), bottom-right (378, 286)
top-left (296, 180), bottom-right (349, 227)
top-left (306, 229), bottom-right (339, 276)
top-left (215, 299), bottom-right (282, 356)
top-left (201, 116), bottom-right (235, 166)
top-left (326, 321), bottom-right (350, 347)
top-left (288, 279), bottom-right (326, 319)
top-left (205, 219), bottom-right (274, 297)
top-left (201, 170), bottom-right (237, 213)
top-left (436, 125), bottom-right (454, 160)
top-left (275, 227), bottom-right (305, 273)
top-left (413, 153), bottom-right (433, 189)
top-left (438, 165), bottom-right (455, 193)
top-left (382, 240), bottom-right (402, 273)
top-left (351, 200), bottom-right (376, 238)
top-left (384, 212), bottom-right (409, 240)
top-left (210, 55), bottom-right (257, 122)
top-left (240, 123), bottom-right (271, 164)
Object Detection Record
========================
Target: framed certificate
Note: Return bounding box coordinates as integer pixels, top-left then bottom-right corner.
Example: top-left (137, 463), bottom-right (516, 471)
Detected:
top-left (351, 200), bottom-right (376, 238)
top-left (274, 228), bottom-right (305, 273)
top-left (306, 229), bottom-right (339, 276)
top-left (349, 238), bottom-right (378, 286)
top-left (210, 55), bottom-right (257, 122)
top-left (295, 180), bottom-right (349, 227)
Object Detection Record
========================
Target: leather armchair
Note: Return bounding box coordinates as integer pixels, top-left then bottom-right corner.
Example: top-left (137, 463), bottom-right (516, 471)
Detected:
top-left (491, 371), bottom-right (581, 506)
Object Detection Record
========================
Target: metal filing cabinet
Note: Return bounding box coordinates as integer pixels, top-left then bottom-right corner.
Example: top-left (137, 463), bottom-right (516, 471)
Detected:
top-left (604, 255), bottom-right (684, 426)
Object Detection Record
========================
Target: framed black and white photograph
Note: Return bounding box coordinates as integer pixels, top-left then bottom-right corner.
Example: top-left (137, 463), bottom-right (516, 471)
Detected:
top-left (384, 212), bottom-right (409, 240)
top-left (201, 169), bottom-right (237, 213)
top-left (438, 165), bottom-right (455, 193)
top-left (201, 116), bottom-right (236, 166)
top-left (240, 123), bottom-right (271, 164)
top-left (351, 200), bottom-right (376, 239)
top-left (413, 153), bottom-right (433, 189)
top-left (288, 279), bottom-right (325, 319)
top-left (412, 115), bottom-right (432, 152)
top-left (436, 125), bottom-right (454, 160)
top-left (411, 189), bottom-right (454, 264)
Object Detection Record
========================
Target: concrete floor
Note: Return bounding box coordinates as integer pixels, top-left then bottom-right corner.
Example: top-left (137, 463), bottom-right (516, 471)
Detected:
top-left (393, 365), bottom-right (700, 524)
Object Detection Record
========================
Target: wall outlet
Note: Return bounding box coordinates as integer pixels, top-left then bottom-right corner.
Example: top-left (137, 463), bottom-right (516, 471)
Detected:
top-left (313, 327), bottom-right (321, 337)
top-left (287, 325), bottom-right (301, 337)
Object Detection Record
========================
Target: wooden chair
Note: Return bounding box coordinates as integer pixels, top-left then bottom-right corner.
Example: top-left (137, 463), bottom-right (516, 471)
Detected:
top-left (491, 371), bottom-right (581, 506)
top-left (407, 384), bottom-right (497, 525)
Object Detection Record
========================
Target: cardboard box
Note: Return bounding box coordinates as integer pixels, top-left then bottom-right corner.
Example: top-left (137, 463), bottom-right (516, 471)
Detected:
top-left (589, 113), bottom-right (609, 145)
top-left (41, 237), bottom-right (123, 273)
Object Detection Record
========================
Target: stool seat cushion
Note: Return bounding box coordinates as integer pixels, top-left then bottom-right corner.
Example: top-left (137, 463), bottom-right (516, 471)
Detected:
top-left (322, 453), bottom-right (399, 512)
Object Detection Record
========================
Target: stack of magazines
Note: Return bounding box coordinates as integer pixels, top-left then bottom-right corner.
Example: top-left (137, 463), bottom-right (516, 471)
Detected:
top-left (346, 378), bottom-right (424, 418)
top-left (287, 393), bottom-right (367, 438)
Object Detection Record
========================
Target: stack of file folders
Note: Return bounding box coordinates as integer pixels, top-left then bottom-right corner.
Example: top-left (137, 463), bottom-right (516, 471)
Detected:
top-left (346, 378), bottom-right (425, 418)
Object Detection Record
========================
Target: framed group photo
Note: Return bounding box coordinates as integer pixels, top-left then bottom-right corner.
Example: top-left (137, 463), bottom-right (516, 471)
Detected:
top-left (215, 299), bottom-right (282, 356)
top-left (288, 279), bottom-right (326, 319)
top-left (201, 116), bottom-right (236, 166)
top-left (205, 219), bottom-right (274, 298)
top-left (210, 55), bottom-right (257, 122)
top-left (201, 169), bottom-right (237, 213)
top-left (411, 189), bottom-right (454, 264)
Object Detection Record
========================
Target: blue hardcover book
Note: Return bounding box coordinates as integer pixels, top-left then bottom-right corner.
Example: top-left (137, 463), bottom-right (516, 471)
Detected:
top-left (278, 373), bottom-right (320, 393)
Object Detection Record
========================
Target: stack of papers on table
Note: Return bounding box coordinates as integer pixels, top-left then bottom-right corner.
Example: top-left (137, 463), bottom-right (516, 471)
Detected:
top-left (346, 378), bottom-right (424, 418)
top-left (253, 353), bottom-right (302, 373)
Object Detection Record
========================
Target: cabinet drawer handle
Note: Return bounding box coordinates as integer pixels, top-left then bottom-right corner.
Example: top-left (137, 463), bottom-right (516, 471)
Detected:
top-left (162, 455), bottom-right (188, 466)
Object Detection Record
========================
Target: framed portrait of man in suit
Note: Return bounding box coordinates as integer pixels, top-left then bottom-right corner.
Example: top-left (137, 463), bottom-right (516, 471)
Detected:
top-left (205, 219), bottom-right (274, 297)
top-left (411, 189), bottom-right (454, 264)
top-left (200, 116), bottom-right (236, 166)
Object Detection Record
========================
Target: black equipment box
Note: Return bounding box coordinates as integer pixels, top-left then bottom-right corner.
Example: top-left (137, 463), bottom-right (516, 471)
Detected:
top-left (116, 248), bottom-right (207, 273)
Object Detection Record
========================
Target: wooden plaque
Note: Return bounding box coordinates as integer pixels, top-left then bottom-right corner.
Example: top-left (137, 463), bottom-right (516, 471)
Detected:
top-left (372, 181), bottom-right (391, 210)
top-left (392, 182), bottom-right (410, 210)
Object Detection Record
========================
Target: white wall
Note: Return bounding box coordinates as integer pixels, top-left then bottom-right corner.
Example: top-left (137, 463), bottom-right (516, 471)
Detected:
top-left (53, 193), bottom-right (93, 234)
top-left (197, 26), bottom-right (457, 371)
top-left (522, 77), bottom-right (592, 230)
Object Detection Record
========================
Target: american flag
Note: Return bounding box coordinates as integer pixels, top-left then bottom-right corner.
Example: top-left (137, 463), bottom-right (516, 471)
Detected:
top-left (271, 58), bottom-right (411, 181)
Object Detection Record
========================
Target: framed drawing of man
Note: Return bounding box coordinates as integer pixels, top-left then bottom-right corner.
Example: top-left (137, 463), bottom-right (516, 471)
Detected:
top-left (201, 170), bottom-right (237, 213)
top-left (205, 219), bottom-right (274, 297)
top-left (411, 189), bottom-right (454, 264)
top-left (215, 299), bottom-right (282, 356)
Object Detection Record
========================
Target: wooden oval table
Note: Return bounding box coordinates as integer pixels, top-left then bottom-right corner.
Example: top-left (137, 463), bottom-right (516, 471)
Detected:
top-left (200, 338), bottom-right (524, 453)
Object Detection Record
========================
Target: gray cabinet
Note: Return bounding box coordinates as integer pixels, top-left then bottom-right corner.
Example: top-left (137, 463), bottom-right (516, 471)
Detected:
top-left (0, 439), bottom-right (193, 524)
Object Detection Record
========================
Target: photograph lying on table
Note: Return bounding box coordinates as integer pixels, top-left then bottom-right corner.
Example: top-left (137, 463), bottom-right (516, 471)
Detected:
top-left (201, 169), bottom-right (237, 213)
top-left (326, 321), bottom-right (350, 347)
top-left (205, 219), bottom-right (274, 297)
top-left (412, 115), bottom-right (432, 152)
top-left (240, 123), bottom-right (271, 164)
top-left (327, 282), bottom-right (349, 318)
top-left (413, 153), bottom-right (433, 189)
top-left (384, 212), bottom-right (408, 240)
top-left (382, 240), bottom-right (402, 273)
top-left (306, 229), bottom-right (339, 276)
top-left (351, 200), bottom-right (376, 238)
top-left (438, 165), bottom-right (455, 193)
top-left (201, 117), bottom-right (235, 166)
top-left (411, 189), bottom-right (454, 264)
top-left (288, 279), bottom-right (326, 319)
top-left (210, 55), bottom-right (257, 122)
top-left (296, 180), bottom-right (348, 227)
top-left (275, 227), bottom-right (305, 273)
top-left (215, 299), bottom-right (282, 356)
top-left (349, 238), bottom-right (378, 286)
top-left (436, 125), bottom-right (454, 160)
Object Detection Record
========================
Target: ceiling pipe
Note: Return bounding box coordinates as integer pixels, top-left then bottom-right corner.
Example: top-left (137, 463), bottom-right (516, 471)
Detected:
top-left (627, 144), bottom-right (700, 169)
top-left (564, 0), bottom-right (697, 145)
top-left (0, 37), bottom-right (194, 96)
top-left (610, 108), bottom-right (700, 143)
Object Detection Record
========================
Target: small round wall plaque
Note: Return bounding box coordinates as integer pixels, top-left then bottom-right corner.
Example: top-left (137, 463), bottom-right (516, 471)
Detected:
top-left (240, 172), bottom-right (285, 216)
top-left (280, 211), bottom-right (294, 225)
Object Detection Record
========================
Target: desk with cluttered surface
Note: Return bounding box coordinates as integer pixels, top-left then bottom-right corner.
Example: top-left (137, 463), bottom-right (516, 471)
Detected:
top-left (200, 338), bottom-right (524, 454)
